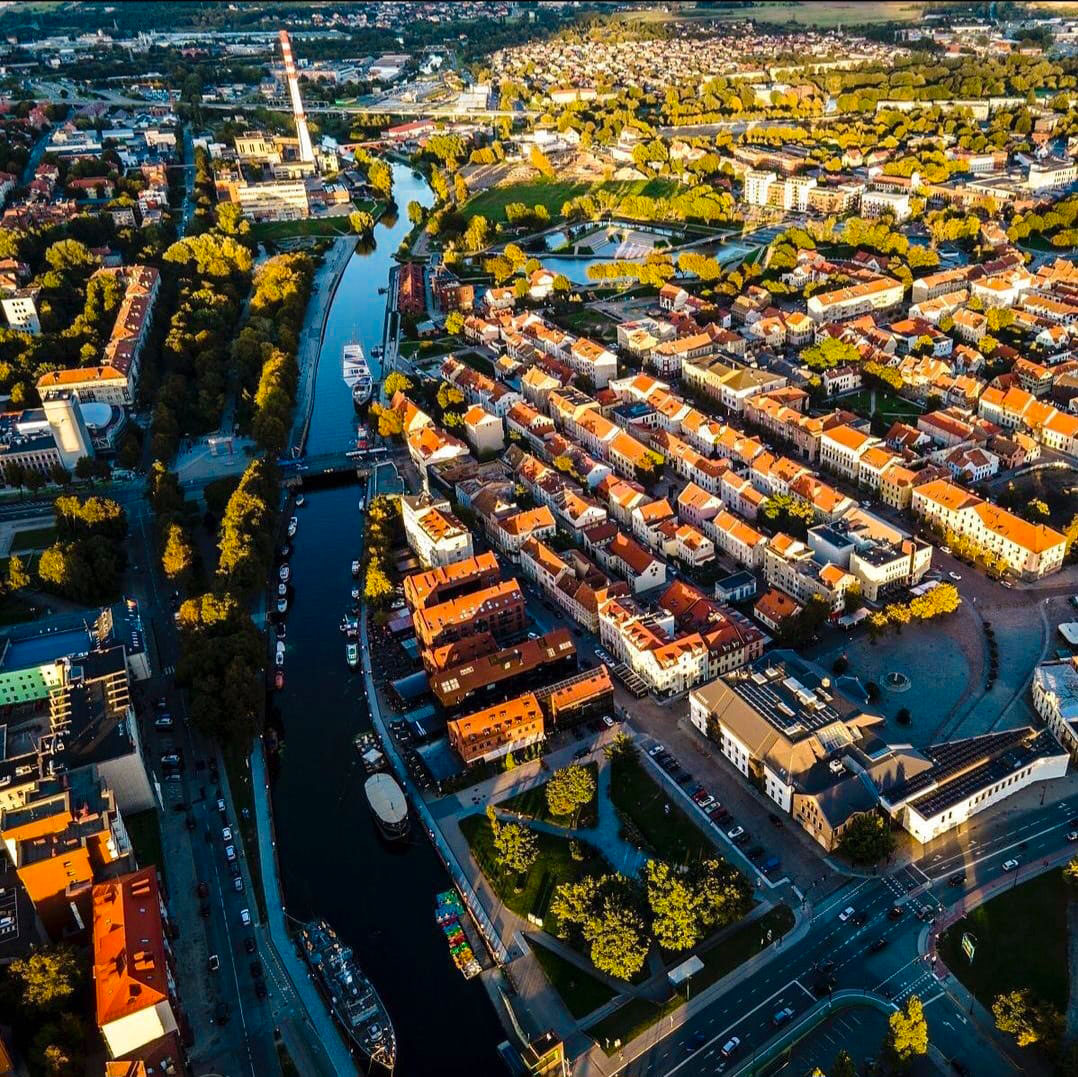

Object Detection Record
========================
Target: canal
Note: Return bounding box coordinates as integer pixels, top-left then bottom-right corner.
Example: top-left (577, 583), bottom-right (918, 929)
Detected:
top-left (270, 162), bottom-right (506, 1074)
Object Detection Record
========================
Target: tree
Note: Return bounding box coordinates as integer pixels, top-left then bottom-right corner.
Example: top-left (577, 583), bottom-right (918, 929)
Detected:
top-left (383, 371), bottom-right (412, 397)
top-left (838, 813), bottom-right (895, 866)
top-left (587, 893), bottom-right (649, 978)
top-left (802, 336), bottom-right (860, 372)
top-left (445, 310), bottom-right (465, 336)
top-left (886, 995), bottom-right (929, 1063)
top-left (349, 209), bottom-right (375, 236)
top-left (993, 989), bottom-right (1043, 1046)
top-left (832, 1049), bottom-right (856, 1077)
top-left (646, 859), bottom-right (702, 951)
top-left (529, 144), bottom-right (554, 178)
top-left (10, 945), bottom-right (80, 1010)
top-left (407, 200), bottom-right (425, 226)
top-left (546, 763), bottom-right (596, 818)
top-left (161, 522), bottom-right (194, 583)
top-left (486, 806), bottom-right (539, 878)
top-left (7, 553), bottom-right (29, 592)
top-left (1065, 856), bottom-right (1078, 889)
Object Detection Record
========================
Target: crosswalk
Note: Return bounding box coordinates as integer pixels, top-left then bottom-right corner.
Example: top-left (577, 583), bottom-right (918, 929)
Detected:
top-left (161, 664), bottom-right (175, 676)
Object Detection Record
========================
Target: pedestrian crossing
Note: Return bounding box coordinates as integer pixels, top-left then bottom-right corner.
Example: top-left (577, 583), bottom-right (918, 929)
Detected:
top-left (161, 664), bottom-right (175, 676)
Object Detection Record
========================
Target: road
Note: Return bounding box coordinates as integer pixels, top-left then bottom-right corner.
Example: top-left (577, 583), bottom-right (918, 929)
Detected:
top-left (596, 781), bottom-right (1078, 1076)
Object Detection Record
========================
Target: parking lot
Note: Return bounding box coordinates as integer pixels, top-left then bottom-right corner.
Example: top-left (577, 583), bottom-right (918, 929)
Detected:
top-left (762, 1005), bottom-right (890, 1077)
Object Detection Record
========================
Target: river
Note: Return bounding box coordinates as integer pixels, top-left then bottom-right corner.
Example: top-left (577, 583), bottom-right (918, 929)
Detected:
top-left (270, 162), bottom-right (506, 1074)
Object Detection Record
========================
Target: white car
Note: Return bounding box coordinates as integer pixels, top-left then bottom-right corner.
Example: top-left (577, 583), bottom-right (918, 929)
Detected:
top-left (721, 1037), bottom-right (741, 1058)
top-left (240, 907), bottom-right (251, 927)
top-left (727, 825), bottom-right (745, 840)
top-left (1002, 859), bottom-right (1019, 872)
top-left (222, 826), bottom-right (233, 843)
top-left (225, 844), bottom-right (236, 862)
top-left (948, 571), bottom-right (962, 581)
top-left (1068, 831), bottom-right (1078, 842)
top-left (839, 906), bottom-right (856, 922)
top-left (648, 744), bottom-right (664, 757)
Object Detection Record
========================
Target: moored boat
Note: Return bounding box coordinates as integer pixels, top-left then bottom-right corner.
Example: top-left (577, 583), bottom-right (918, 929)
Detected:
top-left (343, 342), bottom-right (374, 407)
top-left (364, 772), bottom-right (409, 840)
top-left (299, 919), bottom-right (396, 1070)
top-left (287, 516), bottom-right (298, 538)
top-left (346, 641), bottom-right (359, 668)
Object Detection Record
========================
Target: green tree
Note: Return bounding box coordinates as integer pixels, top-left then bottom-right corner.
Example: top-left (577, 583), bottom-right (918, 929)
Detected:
top-left (646, 859), bottom-right (702, 951)
top-left (7, 553), bottom-right (29, 592)
top-left (802, 336), bottom-right (860, 372)
top-left (886, 995), bottom-right (929, 1063)
top-left (993, 989), bottom-right (1043, 1046)
top-left (838, 813), bottom-right (895, 866)
top-left (161, 522), bottom-right (194, 583)
top-left (349, 209), bottom-right (375, 235)
top-left (546, 763), bottom-right (596, 818)
top-left (486, 806), bottom-right (539, 878)
top-left (587, 891), bottom-right (649, 979)
top-left (10, 945), bottom-right (80, 1010)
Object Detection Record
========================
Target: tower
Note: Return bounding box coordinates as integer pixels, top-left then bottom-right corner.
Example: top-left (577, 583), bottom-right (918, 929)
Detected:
top-left (278, 30), bottom-right (315, 166)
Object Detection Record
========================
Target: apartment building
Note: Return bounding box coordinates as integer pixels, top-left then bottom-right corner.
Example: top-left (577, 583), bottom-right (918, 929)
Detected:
top-left (413, 579), bottom-right (527, 653)
top-left (819, 424), bottom-right (879, 481)
top-left (807, 277), bottom-right (904, 323)
top-left (403, 552), bottom-right (501, 612)
top-left (911, 478), bottom-right (1066, 579)
top-left (519, 538), bottom-right (629, 632)
top-left (1032, 657), bottom-right (1078, 758)
top-left (93, 868), bottom-right (186, 1070)
top-left (447, 692), bottom-right (545, 765)
top-left (401, 493), bottom-right (474, 569)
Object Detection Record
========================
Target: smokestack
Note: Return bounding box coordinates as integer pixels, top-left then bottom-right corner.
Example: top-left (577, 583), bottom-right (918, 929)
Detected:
top-left (278, 29), bottom-right (315, 165)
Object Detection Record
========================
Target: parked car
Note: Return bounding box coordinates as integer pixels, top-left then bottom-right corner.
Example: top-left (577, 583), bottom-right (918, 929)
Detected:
top-left (217, 798), bottom-right (227, 818)
top-left (244, 937), bottom-right (256, 954)
top-left (208, 954), bottom-right (220, 972)
top-left (154, 715), bottom-right (173, 729)
top-left (239, 908), bottom-right (251, 927)
top-left (1002, 859), bottom-right (1019, 872)
top-left (225, 845), bottom-right (236, 862)
top-left (648, 744), bottom-right (664, 756)
top-left (161, 753), bottom-right (181, 767)
top-left (222, 826), bottom-right (233, 843)
top-left (233, 877), bottom-right (244, 892)
top-left (196, 881), bottom-right (209, 899)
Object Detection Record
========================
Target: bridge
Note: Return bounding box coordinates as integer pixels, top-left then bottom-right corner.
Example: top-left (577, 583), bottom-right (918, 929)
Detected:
top-left (277, 446), bottom-right (401, 486)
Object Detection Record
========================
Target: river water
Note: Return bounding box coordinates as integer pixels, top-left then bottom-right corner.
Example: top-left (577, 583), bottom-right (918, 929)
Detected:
top-left (270, 163), bottom-right (505, 1074)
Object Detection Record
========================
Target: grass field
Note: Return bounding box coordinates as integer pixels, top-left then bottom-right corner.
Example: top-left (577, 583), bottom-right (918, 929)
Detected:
top-left (500, 762), bottom-right (599, 830)
top-left (250, 202), bottom-right (381, 242)
top-left (10, 526), bottom-right (56, 552)
top-left (530, 939), bottom-right (617, 1019)
top-left (589, 993), bottom-right (682, 1052)
top-left (623, 2), bottom-right (923, 25)
top-left (608, 751), bottom-right (713, 867)
top-left (460, 178), bottom-right (680, 226)
top-left (459, 813), bottom-right (606, 933)
top-left (843, 388), bottom-right (923, 423)
top-left (684, 905), bottom-right (794, 996)
top-left (939, 869), bottom-right (1070, 1011)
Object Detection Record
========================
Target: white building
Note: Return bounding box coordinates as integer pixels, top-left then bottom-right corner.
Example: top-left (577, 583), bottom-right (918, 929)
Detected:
top-left (401, 493), bottom-right (474, 568)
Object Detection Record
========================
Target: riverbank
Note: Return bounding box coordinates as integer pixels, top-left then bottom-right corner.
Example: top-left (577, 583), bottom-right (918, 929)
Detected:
top-left (290, 235), bottom-right (359, 454)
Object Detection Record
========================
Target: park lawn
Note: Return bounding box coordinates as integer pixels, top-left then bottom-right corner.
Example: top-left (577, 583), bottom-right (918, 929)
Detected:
top-left (588, 993), bottom-right (682, 1053)
top-left (683, 905), bottom-right (795, 995)
top-left (939, 868), bottom-right (1070, 1011)
top-left (608, 751), bottom-right (712, 867)
top-left (398, 337), bottom-right (455, 360)
top-left (459, 812), bottom-right (605, 933)
top-left (249, 203), bottom-right (380, 243)
top-left (125, 809), bottom-right (165, 886)
top-left (530, 940), bottom-right (617, 1020)
top-left (223, 742), bottom-right (266, 924)
top-left (500, 762), bottom-right (599, 830)
top-left (10, 526), bottom-right (56, 552)
top-left (843, 388), bottom-right (923, 422)
top-left (460, 178), bottom-right (680, 226)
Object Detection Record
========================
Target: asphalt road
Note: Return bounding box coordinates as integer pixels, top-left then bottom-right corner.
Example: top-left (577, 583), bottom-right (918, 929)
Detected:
top-left (611, 786), bottom-right (1078, 1076)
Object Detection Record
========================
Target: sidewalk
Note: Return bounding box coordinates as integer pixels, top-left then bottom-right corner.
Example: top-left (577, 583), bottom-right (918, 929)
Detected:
top-left (248, 741), bottom-right (357, 1076)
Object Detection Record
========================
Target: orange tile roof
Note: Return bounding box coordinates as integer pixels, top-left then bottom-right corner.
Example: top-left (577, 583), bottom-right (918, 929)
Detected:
top-left (93, 869), bottom-right (170, 1028)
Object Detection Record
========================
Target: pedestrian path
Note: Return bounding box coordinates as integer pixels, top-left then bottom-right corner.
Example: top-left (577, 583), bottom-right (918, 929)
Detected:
top-left (248, 740), bottom-right (357, 1076)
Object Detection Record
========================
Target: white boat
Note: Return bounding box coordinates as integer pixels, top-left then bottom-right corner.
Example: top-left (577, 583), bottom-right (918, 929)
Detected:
top-left (351, 586), bottom-right (361, 600)
top-left (277, 582), bottom-right (288, 597)
top-left (275, 641), bottom-right (286, 667)
top-left (346, 641), bottom-right (359, 668)
top-left (296, 494), bottom-right (305, 507)
top-left (364, 773), bottom-right (409, 841)
top-left (287, 516), bottom-right (298, 538)
top-left (343, 343), bottom-right (374, 407)
top-left (277, 597), bottom-right (289, 615)
top-left (279, 564), bottom-right (290, 582)
top-left (351, 559), bottom-right (361, 577)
